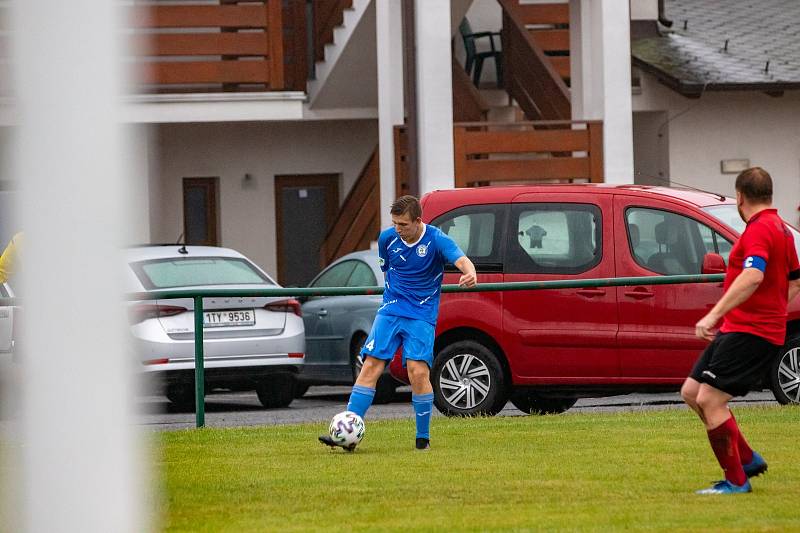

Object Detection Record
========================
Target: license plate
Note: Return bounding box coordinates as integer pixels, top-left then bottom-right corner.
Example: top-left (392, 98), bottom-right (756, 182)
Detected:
top-left (203, 309), bottom-right (256, 328)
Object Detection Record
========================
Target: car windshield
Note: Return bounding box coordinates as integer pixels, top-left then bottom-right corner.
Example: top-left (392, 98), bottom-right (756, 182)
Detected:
top-left (131, 256), bottom-right (272, 290)
top-left (703, 204), bottom-right (800, 252)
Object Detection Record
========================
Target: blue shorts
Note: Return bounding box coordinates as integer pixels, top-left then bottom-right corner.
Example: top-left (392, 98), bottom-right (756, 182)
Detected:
top-left (360, 314), bottom-right (435, 368)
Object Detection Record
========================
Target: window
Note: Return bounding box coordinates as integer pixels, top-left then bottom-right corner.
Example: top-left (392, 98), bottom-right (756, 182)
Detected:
top-left (431, 205), bottom-right (506, 268)
top-left (131, 257), bottom-right (271, 290)
top-left (310, 260), bottom-right (357, 288)
top-left (346, 261), bottom-right (377, 287)
top-left (625, 208), bottom-right (732, 275)
top-left (507, 203), bottom-right (601, 274)
top-left (705, 203), bottom-right (800, 258)
top-left (183, 177), bottom-right (219, 246)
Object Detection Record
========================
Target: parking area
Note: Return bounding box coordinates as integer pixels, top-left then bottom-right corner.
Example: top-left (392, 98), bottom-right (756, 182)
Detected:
top-left (134, 387), bottom-right (779, 432)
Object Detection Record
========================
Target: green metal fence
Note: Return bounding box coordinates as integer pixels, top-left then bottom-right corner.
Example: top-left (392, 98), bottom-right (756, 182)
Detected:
top-left (125, 273), bottom-right (724, 428)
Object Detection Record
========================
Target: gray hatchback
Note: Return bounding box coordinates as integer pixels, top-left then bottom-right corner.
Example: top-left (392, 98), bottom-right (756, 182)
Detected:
top-left (298, 250), bottom-right (399, 402)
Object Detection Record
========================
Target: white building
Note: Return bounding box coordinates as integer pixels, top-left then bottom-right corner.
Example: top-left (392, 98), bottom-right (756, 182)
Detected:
top-left (1, 0), bottom-right (797, 285)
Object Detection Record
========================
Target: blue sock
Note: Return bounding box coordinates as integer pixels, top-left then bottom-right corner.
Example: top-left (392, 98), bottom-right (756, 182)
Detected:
top-left (346, 385), bottom-right (376, 419)
top-left (412, 392), bottom-right (434, 439)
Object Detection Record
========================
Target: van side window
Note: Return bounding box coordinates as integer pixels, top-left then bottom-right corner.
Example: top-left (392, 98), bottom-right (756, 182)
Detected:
top-left (626, 208), bottom-right (732, 275)
top-left (507, 203), bottom-right (601, 274)
top-left (431, 205), bottom-right (506, 267)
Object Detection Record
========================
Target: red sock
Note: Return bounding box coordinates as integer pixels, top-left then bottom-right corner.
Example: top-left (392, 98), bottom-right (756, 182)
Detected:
top-left (707, 416), bottom-right (747, 486)
top-left (729, 412), bottom-right (754, 464)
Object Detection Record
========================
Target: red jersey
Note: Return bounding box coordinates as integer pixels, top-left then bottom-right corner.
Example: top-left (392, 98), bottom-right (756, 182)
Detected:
top-left (720, 209), bottom-right (800, 345)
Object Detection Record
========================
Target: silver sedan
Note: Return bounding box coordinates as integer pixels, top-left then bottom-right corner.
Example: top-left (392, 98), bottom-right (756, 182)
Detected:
top-left (125, 245), bottom-right (305, 409)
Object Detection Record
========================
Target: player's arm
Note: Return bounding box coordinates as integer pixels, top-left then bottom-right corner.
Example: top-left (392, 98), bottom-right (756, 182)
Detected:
top-left (787, 237), bottom-right (800, 302)
top-left (695, 259), bottom-right (765, 341)
top-left (454, 256), bottom-right (477, 288)
top-left (789, 276), bottom-right (800, 302)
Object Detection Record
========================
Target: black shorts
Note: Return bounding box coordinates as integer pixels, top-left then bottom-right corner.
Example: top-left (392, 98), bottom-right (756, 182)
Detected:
top-left (690, 332), bottom-right (781, 397)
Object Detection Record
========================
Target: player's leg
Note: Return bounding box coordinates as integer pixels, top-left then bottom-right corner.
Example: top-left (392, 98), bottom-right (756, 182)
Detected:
top-left (345, 314), bottom-right (401, 418)
top-left (319, 315), bottom-right (400, 449)
top-left (680, 377), bottom-right (706, 424)
top-left (695, 383), bottom-right (749, 492)
top-left (729, 410), bottom-right (767, 478)
top-left (400, 318), bottom-right (435, 450)
top-left (347, 356), bottom-right (386, 418)
top-left (683, 339), bottom-right (718, 423)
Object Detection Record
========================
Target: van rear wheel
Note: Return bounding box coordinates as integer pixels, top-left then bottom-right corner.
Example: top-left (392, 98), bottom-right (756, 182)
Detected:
top-left (510, 390), bottom-right (577, 414)
top-left (771, 339), bottom-right (800, 405)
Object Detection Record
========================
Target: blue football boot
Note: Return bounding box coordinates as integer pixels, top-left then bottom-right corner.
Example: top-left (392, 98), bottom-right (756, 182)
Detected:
top-left (743, 451), bottom-right (768, 479)
top-left (695, 479), bottom-right (752, 495)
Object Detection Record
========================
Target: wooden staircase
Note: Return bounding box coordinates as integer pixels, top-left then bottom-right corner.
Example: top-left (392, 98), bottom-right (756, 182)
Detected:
top-left (498, 0), bottom-right (571, 120)
top-left (312, 0), bottom-right (353, 62)
top-left (320, 1), bottom-right (604, 267)
top-left (319, 148), bottom-right (380, 267)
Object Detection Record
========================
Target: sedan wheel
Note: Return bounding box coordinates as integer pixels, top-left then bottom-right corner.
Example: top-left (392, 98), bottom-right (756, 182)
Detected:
top-left (771, 340), bottom-right (800, 404)
top-left (432, 340), bottom-right (507, 416)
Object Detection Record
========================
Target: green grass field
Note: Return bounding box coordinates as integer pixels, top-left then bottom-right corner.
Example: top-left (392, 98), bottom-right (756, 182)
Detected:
top-left (159, 406), bottom-right (800, 532)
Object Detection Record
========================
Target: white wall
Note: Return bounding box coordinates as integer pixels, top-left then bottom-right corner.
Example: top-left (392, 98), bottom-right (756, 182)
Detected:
top-left (151, 120), bottom-right (378, 276)
top-left (634, 71), bottom-right (800, 224)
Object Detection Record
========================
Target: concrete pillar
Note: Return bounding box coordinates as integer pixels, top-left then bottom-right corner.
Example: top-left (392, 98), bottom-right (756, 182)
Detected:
top-left (11, 1), bottom-right (143, 531)
top-left (570, 0), bottom-right (634, 184)
top-left (415, 0), bottom-right (455, 195)
top-left (376, 0), bottom-right (405, 228)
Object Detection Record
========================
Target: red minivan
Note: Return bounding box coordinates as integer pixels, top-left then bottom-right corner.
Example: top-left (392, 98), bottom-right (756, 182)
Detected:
top-left (389, 185), bottom-right (800, 416)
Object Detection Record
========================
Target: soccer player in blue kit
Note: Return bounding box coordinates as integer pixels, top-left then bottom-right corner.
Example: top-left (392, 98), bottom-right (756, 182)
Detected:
top-left (320, 195), bottom-right (477, 450)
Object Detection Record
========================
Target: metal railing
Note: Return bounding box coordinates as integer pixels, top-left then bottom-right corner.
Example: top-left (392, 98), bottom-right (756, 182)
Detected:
top-left (123, 273), bottom-right (724, 427)
top-left (0, 274), bottom-right (726, 428)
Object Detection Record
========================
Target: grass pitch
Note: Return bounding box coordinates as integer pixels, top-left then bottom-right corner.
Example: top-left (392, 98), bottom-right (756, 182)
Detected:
top-left (159, 406), bottom-right (800, 532)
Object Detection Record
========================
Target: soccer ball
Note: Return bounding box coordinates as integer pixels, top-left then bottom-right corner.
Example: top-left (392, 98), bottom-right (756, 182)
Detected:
top-left (328, 411), bottom-right (365, 449)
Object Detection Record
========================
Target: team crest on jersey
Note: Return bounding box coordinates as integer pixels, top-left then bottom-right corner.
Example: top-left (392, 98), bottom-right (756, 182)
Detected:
top-left (416, 244), bottom-right (428, 257)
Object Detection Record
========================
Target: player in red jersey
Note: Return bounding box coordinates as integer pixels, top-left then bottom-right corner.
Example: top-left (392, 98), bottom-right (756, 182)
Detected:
top-left (681, 167), bottom-right (800, 494)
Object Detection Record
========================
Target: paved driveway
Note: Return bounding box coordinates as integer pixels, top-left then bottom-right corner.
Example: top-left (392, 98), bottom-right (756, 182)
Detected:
top-left (136, 386), bottom-right (778, 431)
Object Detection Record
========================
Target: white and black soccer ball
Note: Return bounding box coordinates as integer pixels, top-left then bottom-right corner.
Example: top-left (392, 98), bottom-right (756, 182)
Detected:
top-left (328, 411), bottom-right (365, 449)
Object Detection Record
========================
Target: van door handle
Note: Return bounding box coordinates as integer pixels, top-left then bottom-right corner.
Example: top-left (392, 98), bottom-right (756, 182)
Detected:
top-left (317, 309), bottom-right (328, 317)
top-left (623, 287), bottom-right (655, 299)
top-left (576, 288), bottom-right (606, 298)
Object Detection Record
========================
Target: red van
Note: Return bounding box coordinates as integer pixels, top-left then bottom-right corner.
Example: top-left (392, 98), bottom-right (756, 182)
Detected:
top-left (389, 185), bottom-right (800, 416)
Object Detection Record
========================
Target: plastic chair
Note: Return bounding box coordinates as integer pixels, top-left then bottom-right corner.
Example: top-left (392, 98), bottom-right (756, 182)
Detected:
top-left (459, 18), bottom-right (503, 88)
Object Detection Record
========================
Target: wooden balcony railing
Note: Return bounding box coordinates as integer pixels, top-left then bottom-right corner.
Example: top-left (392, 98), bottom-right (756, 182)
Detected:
top-left (498, 0), bottom-right (571, 120)
top-left (453, 121), bottom-right (603, 187)
top-left (319, 146), bottom-right (380, 266)
top-left (130, 1), bottom-right (307, 92)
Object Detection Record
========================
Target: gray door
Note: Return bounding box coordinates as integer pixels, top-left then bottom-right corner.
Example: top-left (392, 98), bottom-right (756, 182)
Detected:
top-left (275, 175), bottom-right (338, 287)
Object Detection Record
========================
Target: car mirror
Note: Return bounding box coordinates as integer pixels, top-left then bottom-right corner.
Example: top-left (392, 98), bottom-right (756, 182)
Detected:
top-left (701, 253), bottom-right (726, 274)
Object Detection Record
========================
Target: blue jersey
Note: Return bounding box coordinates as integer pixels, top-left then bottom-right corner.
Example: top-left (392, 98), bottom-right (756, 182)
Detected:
top-left (377, 224), bottom-right (465, 325)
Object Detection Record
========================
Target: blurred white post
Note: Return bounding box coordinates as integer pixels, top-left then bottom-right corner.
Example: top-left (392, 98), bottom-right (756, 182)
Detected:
top-left (11, 0), bottom-right (142, 532)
